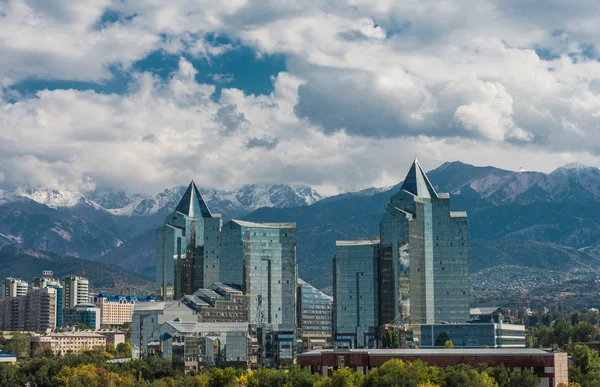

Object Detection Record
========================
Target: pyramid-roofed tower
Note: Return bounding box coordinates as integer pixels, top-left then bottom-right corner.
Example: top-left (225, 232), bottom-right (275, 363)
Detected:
top-left (400, 158), bottom-right (438, 199)
top-left (157, 180), bottom-right (222, 300)
top-left (174, 181), bottom-right (213, 218)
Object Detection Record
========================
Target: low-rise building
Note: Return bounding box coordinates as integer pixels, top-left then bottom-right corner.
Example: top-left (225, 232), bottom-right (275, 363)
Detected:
top-left (470, 307), bottom-right (513, 323)
top-left (148, 321), bottom-right (251, 372)
top-left (99, 331), bottom-right (126, 347)
top-left (133, 284), bottom-right (250, 359)
top-left (181, 283), bottom-right (247, 323)
top-left (298, 348), bottom-right (568, 386)
top-left (94, 294), bottom-right (139, 327)
top-left (420, 322), bottom-right (526, 348)
top-left (63, 303), bottom-right (101, 329)
top-left (132, 301), bottom-right (197, 359)
top-left (32, 332), bottom-right (107, 355)
top-left (257, 323), bottom-right (297, 368)
top-left (0, 350), bottom-right (17, 363)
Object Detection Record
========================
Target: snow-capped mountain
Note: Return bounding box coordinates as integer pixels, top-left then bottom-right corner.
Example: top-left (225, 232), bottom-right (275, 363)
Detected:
top-left (427, 161), bottom-right (600, 205)
top-left (0, 183), bottom-right (327, 219)
top-left (0, 187), bottom-right (105, 210)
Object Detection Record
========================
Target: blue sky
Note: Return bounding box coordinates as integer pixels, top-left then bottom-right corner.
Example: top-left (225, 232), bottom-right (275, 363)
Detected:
top-left (8, 43), bottom-right (286, 99)
top-left (1, 1), bottom-right (600, 195)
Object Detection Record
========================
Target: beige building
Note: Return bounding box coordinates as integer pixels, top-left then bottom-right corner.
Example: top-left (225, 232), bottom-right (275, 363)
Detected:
top-left (33, 332), bottom-right (106, 355)
top-left (0, 287), bottom-right (57, 332)
top-left (2, 277), bottom-right (28, 299)
top-left (63, 276), bottom-right (89, 308)
top-left (95, 296), bottom-right (136, 327)
top-left (100, 331), bottom-right (126, 347)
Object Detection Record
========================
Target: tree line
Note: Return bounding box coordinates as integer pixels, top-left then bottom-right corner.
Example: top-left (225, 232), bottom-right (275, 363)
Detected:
top-left (0, 349), bottom-right (548, 387)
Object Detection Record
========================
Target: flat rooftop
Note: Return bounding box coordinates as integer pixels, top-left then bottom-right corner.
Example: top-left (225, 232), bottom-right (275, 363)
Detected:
top-left (336, 239), bottom-right (380, 246)
top-left (231, 220), bottom-right (296, 229)
top-left (299, 348), bottom-right (555, 357)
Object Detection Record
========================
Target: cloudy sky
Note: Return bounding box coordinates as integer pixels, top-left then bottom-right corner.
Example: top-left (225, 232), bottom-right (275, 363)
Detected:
top-left (2, 0), bottom-right (600, 195)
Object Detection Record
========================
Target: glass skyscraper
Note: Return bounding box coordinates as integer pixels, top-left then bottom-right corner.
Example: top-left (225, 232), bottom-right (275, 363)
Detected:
top-left (333, 159), bottom-right (469, 346)
top-left (333, 240), bottom-right (380, 347)
top-left (156, 181), bottom-right (222, 300)
top-left (219, 220), bottom-right (297, 327)
top-left (384, 159), bottom-right (469, 324)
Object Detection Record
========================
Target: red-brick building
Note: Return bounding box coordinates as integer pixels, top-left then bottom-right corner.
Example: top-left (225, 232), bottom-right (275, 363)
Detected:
top-left (298, 348), bottom-right (568, 387)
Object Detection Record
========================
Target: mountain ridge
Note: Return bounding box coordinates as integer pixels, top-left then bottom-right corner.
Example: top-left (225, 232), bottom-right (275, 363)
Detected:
top-left (0, 183), bottom-right (326, 219)
top-left (2, 161), bottom-right (600, 292)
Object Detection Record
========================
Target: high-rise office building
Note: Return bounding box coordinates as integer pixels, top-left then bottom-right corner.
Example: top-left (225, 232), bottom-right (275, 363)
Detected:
top-left (63, 276), bottom-right (89, 309)
top-left (384, 159), bottom-right (469, 324)
top-left (332, 159), bottom-right (469, 346)
top-left (333, 240), bottom-right (380, 347)
top-left (220, 220), bottom-right (297, 327)
top-left (34, 271), bottom-right (64, 328)
top-left (156, 181), bottom-right (222, 300)
top-left (3, 277), bottom-right (28, 299)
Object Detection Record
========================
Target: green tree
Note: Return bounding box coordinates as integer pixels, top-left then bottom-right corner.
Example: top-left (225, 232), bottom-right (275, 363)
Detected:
top-left (382, 329), bottom-right (399, 349)
top-left (535, 326), bottom-right (553, 347)
top-left (505, 369), bottom-right (538, 387)
top-left (317, 367), bottom-right (364, 387)
top-left (571, 345), bottom-right (600, 375)
top-left (287, 366), bottom-right (321, 387)
top-left (434, 333), bottom-right (450, 347)
top-left (208, 368), bottom-right (237, 387)
top-left (572, 322), bottom-right (599, 343)
top-left (363, 359), bottom-right (440, 387)
top-left (444, 340), bottom-right (455, 349)
top-left (571, 312), bottom-right (581, 326)
top-left (552, 322), bottom-right (572, 347)
top-left (248, 368), bottom-right (287, 387)
top-left (5, 331), bottom-right (30, 358)
top-left (525, 334), bottom-right (534, 348)
top-left (117, 342), bottom-right (132, 357)
top-left (0, 364), bottom-right (22, 386)
top-left (443, 365), bottom-right (497, 387)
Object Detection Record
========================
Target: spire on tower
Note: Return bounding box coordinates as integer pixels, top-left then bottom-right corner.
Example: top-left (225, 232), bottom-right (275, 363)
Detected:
top-left (174, 181), bottom-right (213, 217)
top-left (400, 158), bottom-right (438, 199)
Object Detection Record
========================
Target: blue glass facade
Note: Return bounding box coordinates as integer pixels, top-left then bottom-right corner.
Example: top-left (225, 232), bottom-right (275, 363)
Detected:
top-left (382, 160), bottom-right (469, 324)
top-left (332, 159), bottom-right (469, 347)
top-left (156, 182), bottom-right (222, 299)
top-left (420, 323), bottom-right (525, 348)
top-left (297, 279), bottom-right (332, 335)
top-left (333, 240), bottom-right (380, 348)
top-left (220, 220), bottom-right (297, 327)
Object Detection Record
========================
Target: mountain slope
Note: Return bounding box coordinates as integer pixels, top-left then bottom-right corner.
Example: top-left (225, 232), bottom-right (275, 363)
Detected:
top-left (0, 183), bottom-right (326, 259)
top-left (4, 161), bottom-right (600, 292)
top-left (0, 245), bottom-right (154, 294)
top-left (468, 239), bottom-right (600, 273)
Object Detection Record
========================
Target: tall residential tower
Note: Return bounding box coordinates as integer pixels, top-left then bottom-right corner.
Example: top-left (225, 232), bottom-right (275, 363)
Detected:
top-left (156, 181), bottom-right (222, 300)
